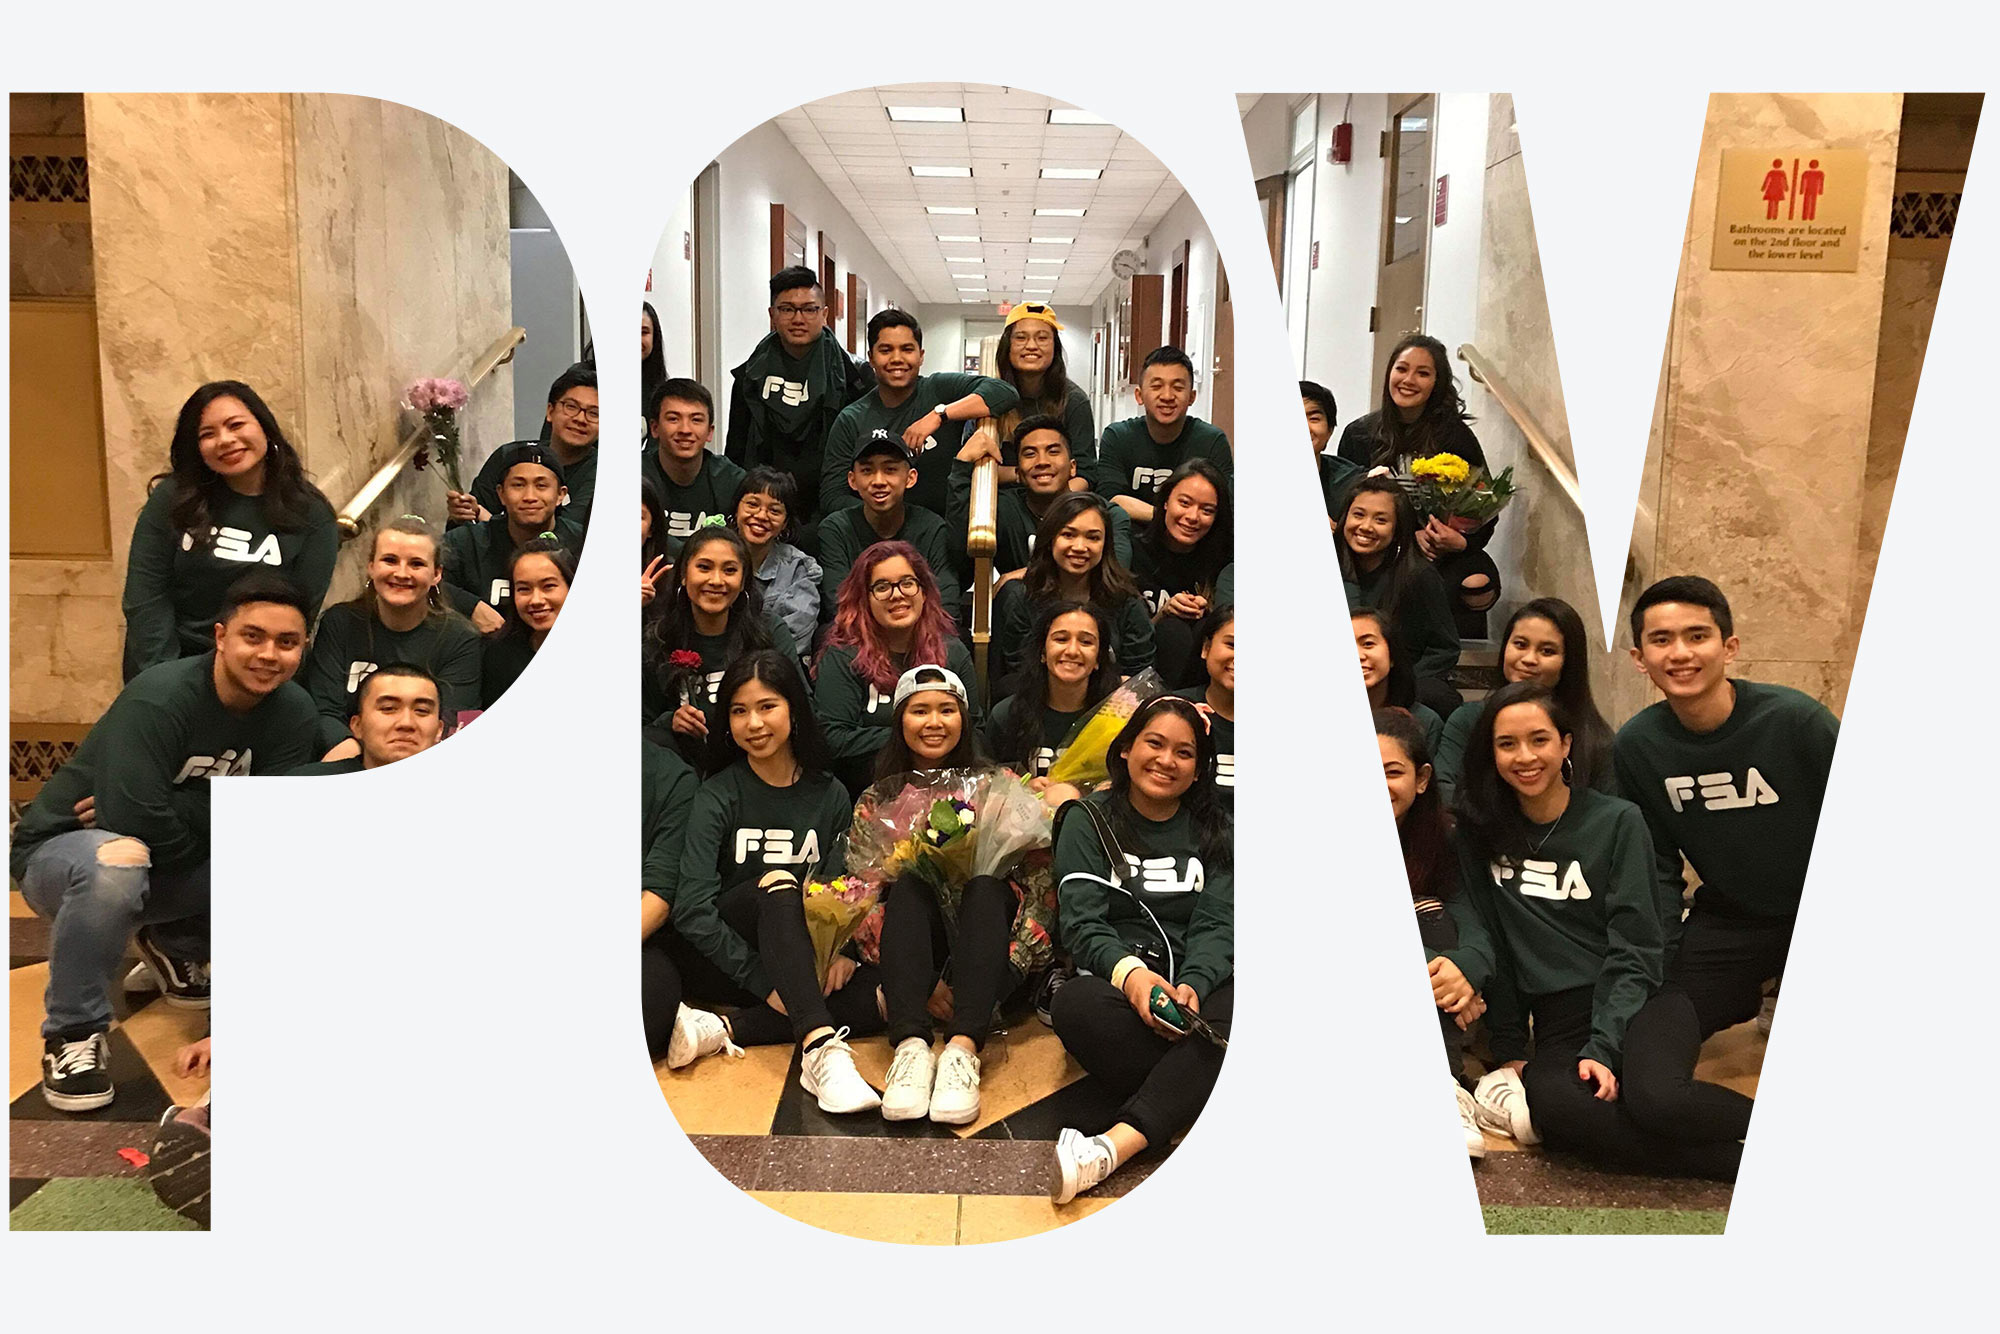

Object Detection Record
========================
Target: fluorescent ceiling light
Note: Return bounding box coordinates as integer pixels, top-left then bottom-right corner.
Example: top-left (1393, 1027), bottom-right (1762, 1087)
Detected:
top-left (1039, 167), bottom-right (1103, 180)
top-left (911, 165), bottom-right (972, 178)
top-left (1026, 257), bottom-right (1065, 266)
top-left (926, 206), bottom-right (977, 215)
top-left (1048, 108), bottom-right (1110, 125)
top-left (1030, 236), bottom-right (1075, 245)
top-left (951, 273), bottom-right (986, 280)
top-left (1025, 287), bottom-right (1055, 293)
top-left (887, 106), bottom-right (964, 122)
top-left (961, 297), bottom-right (985, 303)
top-left (958, 287), bottom-right (987, 293)
top-left (937, 234), bottom-right (980, 242)
top-left (944, 255), bottom-right (983, 263)
top-left (1034, 208), bottom-right (1086, 217)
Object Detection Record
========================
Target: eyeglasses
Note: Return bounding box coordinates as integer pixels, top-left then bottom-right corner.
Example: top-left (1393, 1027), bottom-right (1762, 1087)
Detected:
top-left (556, 398), bottom-right (599, 423)
top-left (868, 576), bottom-right (923, 599)
top-left (774, 303), bottom-right (824, 318)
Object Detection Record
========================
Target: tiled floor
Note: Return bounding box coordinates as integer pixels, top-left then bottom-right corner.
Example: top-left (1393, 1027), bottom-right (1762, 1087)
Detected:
top-left (9, 889), bottom-right (208, 1229)
top-left (656, 1003), bottom-right (1168, 1245)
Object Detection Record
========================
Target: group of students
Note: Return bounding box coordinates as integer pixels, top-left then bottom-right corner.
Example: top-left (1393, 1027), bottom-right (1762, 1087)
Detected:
top-left (1310, 344), bottom-right (1832, 1182)
top-left (640, 273), bottom-right (1237, 1202)
top-left (15, 364), bottom-right (599, 1115)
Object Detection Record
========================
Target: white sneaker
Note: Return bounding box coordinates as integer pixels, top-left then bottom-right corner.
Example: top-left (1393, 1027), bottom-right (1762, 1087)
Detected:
top-left (1456, 1083), bottom-right (1486, 1160)
top-left (665, 1005), bottom-right (743, 1071)
top-left (799, 1029), bottom-right (881, 1114)
top-left (929, 1044), bottom-right (981, 1125)
top-left (1472, 1067), bottom-right (1540, 1146)
top-left (1756, 992), bottom-right (1776, 1037)
top-left (881, 1038), bottom-right (936, 1121)
top-left (1051, 1127), bottom-right (1117, 1204)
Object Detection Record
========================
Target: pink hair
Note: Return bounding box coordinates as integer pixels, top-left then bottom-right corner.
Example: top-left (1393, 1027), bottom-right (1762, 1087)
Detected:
top-left (817, 539), bottom-right (959, 690)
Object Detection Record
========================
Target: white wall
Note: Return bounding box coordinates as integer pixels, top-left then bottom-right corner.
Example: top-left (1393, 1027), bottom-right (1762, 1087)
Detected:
top-left (1421, 93), bottom-right (1491, 370)
top-left (687, 118), bottom-right (920, 441)
top-left (1296, 93), bottom-right (1387, 432)
top-left (648, 188), bottom-right (696, 381)
top-left (915, 302), bottom-right (1095, 394)
top-left (1239, 94), bottom-right (1293, 181)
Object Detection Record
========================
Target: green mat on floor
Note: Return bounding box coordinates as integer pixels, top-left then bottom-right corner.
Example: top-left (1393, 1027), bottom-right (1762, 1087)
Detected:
top-left (1483, 1205), bottom-right (1727, 1235)
top-left (10, 1178), bottom-right (198, 1231)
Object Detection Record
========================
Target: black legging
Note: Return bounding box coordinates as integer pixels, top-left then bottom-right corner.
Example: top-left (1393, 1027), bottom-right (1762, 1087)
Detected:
top-left (650, 879), bottom-right (886, 1049)
top-left (879, 873), bottom-right (1017, 1051)
top-left (1151, 614), bottom-right (1205, 689)
top-left (641, 933), bottom-right (685, 1059)
top-left (1521, 985), bottom-right (1750, 1181)
top-left (1435, 548), bottom-right (1500, 618)
top-left (1051, 975), bottom-right (1234, 1148)
top-left (1672, 910), bottom-right (1792, 1040)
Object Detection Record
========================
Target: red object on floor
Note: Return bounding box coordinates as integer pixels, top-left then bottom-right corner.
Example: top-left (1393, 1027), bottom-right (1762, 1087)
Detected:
top-left (117, 1147), bottom-right (150, 1168)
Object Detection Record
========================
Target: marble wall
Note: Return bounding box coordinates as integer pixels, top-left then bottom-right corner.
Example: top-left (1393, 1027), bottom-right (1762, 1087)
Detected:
top-left (1625, 94), bottom-right (1904, 716)
top-left (10, 94), bottom-right (513, 723)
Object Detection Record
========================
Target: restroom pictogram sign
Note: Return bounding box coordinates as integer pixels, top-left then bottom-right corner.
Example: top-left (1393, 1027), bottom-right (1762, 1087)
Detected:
top-left (1712, 148), bottom-right (1868, 273)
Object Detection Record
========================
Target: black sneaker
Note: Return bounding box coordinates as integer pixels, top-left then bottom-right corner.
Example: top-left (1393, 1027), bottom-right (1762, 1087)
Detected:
top-left (132, 927), bottom-right (211, 1009)
top-left (1034, 963), bottom-right (1075, 1027)
top-left (150, 1103), bottom-right (212, 1230)
top-left (42, 1032), bottom-right (115, 1111)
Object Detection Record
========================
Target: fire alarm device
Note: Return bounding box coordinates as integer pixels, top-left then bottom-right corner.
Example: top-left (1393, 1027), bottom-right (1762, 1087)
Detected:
top-left (1330, 121), bottom-right (1353, 164)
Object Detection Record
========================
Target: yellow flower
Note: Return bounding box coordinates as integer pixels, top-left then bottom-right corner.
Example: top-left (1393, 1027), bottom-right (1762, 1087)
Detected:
top-left (1412, 452), bottom-right (1471, 486)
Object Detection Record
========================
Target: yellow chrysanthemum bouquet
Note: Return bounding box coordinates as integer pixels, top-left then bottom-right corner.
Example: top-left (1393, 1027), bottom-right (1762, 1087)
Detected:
top-left (1409, 452), bottom-right (1517, 534)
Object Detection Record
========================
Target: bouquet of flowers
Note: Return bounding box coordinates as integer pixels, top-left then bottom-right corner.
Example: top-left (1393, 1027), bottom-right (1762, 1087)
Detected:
top-left (1043, 668), bottom-right (1166, 790)
top-left (845, 766), bottom-right (1053, 943)
top-left (404, 377), bottom-right (471, 493)
top-left (800, 872), bottom-right (885, 988)
top-left (1407, 452), bottom-right (1517, 533)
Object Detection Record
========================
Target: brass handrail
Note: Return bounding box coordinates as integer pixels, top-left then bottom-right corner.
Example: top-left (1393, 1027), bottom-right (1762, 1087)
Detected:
top-left (334, 326), bottom-right (528, 541)
top-left (966, 335), bottom-right (1002, 699)
top-left (1455, 342), bottom-right (1579, 512)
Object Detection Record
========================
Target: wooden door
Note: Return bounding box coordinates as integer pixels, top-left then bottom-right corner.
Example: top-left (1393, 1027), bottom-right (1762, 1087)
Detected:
top-left (1210, 260), bottom-right (1234, 445)
top-left (846, 273), bottom-right (868, 353)
top-left (1169, 240), bottom-right (1190, 350)
top-left (1372, 94), bottom-right (1435, 390)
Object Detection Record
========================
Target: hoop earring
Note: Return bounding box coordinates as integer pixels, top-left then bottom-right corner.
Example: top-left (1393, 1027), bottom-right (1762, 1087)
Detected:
top-left (1560, 756), bottom-right (1575, 787)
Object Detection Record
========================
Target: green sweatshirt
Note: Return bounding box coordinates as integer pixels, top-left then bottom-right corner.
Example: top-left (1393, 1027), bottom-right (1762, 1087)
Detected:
top-left (1458, 786), bottom-right (1665, 1070)
top-left (1131, 538), bottom-right (1227, 615)
top-left (121, 483), bottom-right (338, 682)
top-left (472, 443), bottom-right (597, 533)
top-left (11, 653), bottom-right (319, 880)
top-left (994, 591), bottom-right (1154, 683)
top-left (1094, 415), bottom-right (1233, 504)
top-left (982, 692), bottom-right (1087, 778)
top-left (441, 512), bottom-right (583, 621)
top-left (1055, 791), bottom-right (1234, 998)
top-left (1347, 558), bottom-right (1460, 684)
top-left (481, 630), bottom-right (536, 709)
top-left (642, 732), bottom-right (700, 904)
top-left (671, 761), bottom-right (852, 995)
top-left (815, 505), bottom-right (958, 625)
top-left (299, 602), bottom-right (483, 752)
top-left (820, 373), bottom-right (1021, 519)
top-left (813, 638), bottom-right (980, 793)
top-left (945, 458), bottom-right (1134, 585)
top-left (643, 447), bottom-right (746, 554)
top-left (1612, 679), bottom-right (1838, 925)
top-left (281, 756), bottom-right (365, 776)
top-left (641, 616), bottom-right (802, 732)
top-left (1171, 686), bottom-right (1236, 805)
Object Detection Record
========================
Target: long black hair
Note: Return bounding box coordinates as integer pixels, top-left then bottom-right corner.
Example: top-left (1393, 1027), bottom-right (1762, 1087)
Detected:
top-left (1138, 458), bottom-right (1234, 586)
top-left (497, 535), bottom-right (576, 643)
top-left (640, 301), bottom-right (668, 406)
top-left (153, 381), bottom-right (329, 539)
top-left (991, 599), bottom-right (1119, 771)
top-left (1360, 332), bottom-right (1475, 469)
top-left (1452, 680), bottom-right (1570, 866)
top-left (641, 473), bottom-right (672, 572)
top-left (1104, 694), bottom-right (1232, 868)
top-left (642, 526), bottom-right (773, 706)
top-left (1352, 607), bottom-right (1416, 711)
top-left (874, 665), bottom-right (989, 780)
top-left (1333, 474), bottom-right (1431, 638)
top-left (998, 310), bottom-right (1072, 423)
top-left (708, 648), bottom-right (833, 779)
top-left (1022, 492), bottom-right (1142, 606)
top-left (1374, 707), bottom-right (1453, 902)
top-left (1502, 597), bottom-right (1613, 792)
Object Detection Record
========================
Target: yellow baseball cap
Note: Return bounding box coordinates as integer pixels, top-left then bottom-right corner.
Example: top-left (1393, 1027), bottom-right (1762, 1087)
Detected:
top-left (1004, 300), bottom-right (1064, 331)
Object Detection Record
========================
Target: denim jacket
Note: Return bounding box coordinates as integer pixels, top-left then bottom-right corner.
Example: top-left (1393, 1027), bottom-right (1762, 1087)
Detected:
top-left (755, 542), bottom-right (822, 651)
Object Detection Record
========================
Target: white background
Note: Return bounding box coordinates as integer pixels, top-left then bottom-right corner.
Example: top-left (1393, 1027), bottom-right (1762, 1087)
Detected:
top-left (4, 3), bottom-right (1996, 1324)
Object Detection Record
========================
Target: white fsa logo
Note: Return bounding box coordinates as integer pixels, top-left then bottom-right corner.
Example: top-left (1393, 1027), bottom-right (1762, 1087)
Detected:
top-left (1132, 465), bottom-right (1174, 493)
top-left (1215, 753), bottom-right (1235, 788)
top-left (1492, 858), bottom-right (1593, 901)
top-left (865, 683), bottom-right (893, 715)
top-left (761, 376), bottom-right (808, 407)
top-left (1664, 768), bottom-right (1779, 814)
top-left (666, 509), bottom-right (715, 539)
top-left (183, 526), bottom-right (280, 565)
top-left (345, 660), bottom-right (379, 692)
top-left (173, 749), bottom-right (253, 783)
top-left (1122, 853), bottom-right (1204, 895)
top-left (735, 828), bottom-right (822, 865)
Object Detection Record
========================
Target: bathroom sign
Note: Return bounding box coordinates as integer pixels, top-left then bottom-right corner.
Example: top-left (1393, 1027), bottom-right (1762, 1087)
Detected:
top-left (1711, 148), bottom-right (1868, 272)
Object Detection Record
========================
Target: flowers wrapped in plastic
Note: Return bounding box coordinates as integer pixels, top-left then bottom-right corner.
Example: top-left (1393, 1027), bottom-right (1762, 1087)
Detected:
top-left (1042, 667), bottom-right (1166, 790)
top-left (845, 766), bottom-right (1059, 978)
top-left (800, 872), bottom-right (884, 987)
top-left (1407, 452), bottom-right (1517, 533)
